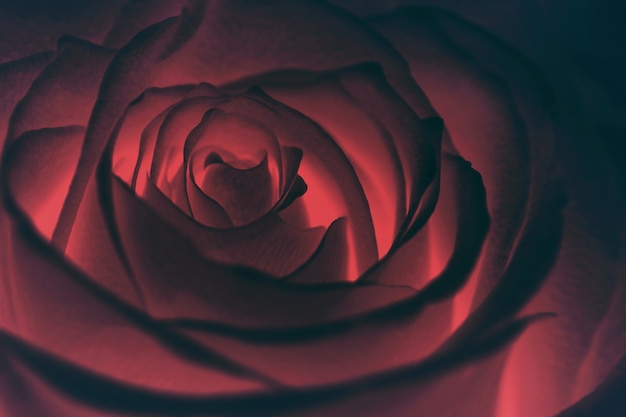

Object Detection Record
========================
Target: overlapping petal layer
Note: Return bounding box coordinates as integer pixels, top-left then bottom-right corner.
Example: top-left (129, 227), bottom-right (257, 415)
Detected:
top-left (0, 2), bottom-right (622, 417)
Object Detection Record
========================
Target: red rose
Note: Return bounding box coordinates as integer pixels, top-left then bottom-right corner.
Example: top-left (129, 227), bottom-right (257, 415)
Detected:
top-left (0, 1), bottom-right (623, 416)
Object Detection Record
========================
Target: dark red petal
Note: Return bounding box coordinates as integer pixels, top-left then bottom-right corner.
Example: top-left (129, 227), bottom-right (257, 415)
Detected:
top-left (4, 126), bottom-right (140, 307)
top-left (417, 10), bottom-right (624, 417)
top-left (144, 174), bottom-right (324, 276)
top-left (7, 37), bottom-right (114, 142)
top-left (555, 353), bottom-right (626, 417)
top-left (569, 273), bottom-right (626, 402)
top-left (229, 89), bottom-right (379, 279)
top-left (372, 13), bottom-right (531, 292)
top-left (410, 154), bottom-right (488, 303)
top-left (256, 65), bottom-right (407, 256)
top-left (1, 119), bottom-right (278, 393)
top-left (104, 0), bottom-right (188, 49)
top-left (329, 65), bottom-right (442, 241)
top-left (159, 0), bottom-right (434, 115)
top-left (138, 85), bottom-right (226, 213)
top-left (51, 17), bottom-right (180, 250)
top-left (178, 101), bottom-right (278, 178)
top-left (275, 175), bottom-right (307, 213)
top-left (106, 147), bottom-right (488, 344)
top-left (180, 107), bottom-right (284, 225)
top-left (129, 85), bottom-right (218, 179)
top-left (131, 104), bottom-right (188, 200)
top-left (68, 176), bottom-right (144, 307)
top-left (5, 127), bottom-right (84, 239)
top-left (226, 63), bottom-right (444, 258)
top-left (52, 0), bottom-right (431, 257)
top-left (150, 97), bottom-right (216, 192)
top-left (185, 167), bottom-right (233, 228)
top-left (179, 295), bottom-right (452, 388)
top-left (0, 341), bottom-right (101, 417)
top-left (0, 51), bottom-right (54, 145)
top-left (139, 176), bottom-right (324, 276)
top-left (0, 51), bottom-right (59, 330)
top-left (372, 2), bottom-right (562, 347)
top-left (135, 95), bottom-right (218, 204)
top-left (275, 146), bottom-right (305, 207)
top-left (0, 51), bottom-right (54, 331)
top-left (0, 215), bottom-right (273, 395)
top-left (396, 117), bottom-right (443, 242)
top-left (282, 345), bottom-right (509, 417)
top-left (442, 174), bottom-right (565, 352)
top-left (284, 217), bottom-right (350, 284)
top-left (242, 76), bottom-right (432, 260)
top-left (0, 1), bottom-right (125, 63)
top-left (183, 106), bottom-right (283, 182)
top-left (112, 84), bottom-right (193, 185)
top-left (199, 153), bottom-right (274, 226)
top-left (366, 154), bottom-right (489, 302)
top-left (0, 309), bottom-right (543, 416)
top-left (110, 175), bottom-right (416, 330)
top-left (2, 118), bottom-right (548, 396)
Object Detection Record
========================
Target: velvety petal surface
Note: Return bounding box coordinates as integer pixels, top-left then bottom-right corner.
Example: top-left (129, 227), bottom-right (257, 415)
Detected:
top-left (0, 214), bottom-right (272, 395)
top-left (0, 0), bottom-right (125, 63)
top-left (51, 0), bottom-right (436, 255)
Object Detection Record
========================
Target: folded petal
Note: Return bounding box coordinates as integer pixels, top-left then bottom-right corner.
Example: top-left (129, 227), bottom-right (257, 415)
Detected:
top-left (5, 126), bottom-right (84, 239)
top-left (0, 51), bottom-right (53, 330)
top-left (254, 65), bottom-right (407, 256)
top-left (366, 154), bottom-right (489, 306)
top-left (226, 88), bottom-right (379, 279)
top-left (109, 173), bottom-right (421, 332)
top-left (0, 51), bottom-right (54, 142)
top-left (0, 308), bottom-right (544, 416)
top-left (138, 176), bottom-right (326, 277)
top-left (419, 10), bottom-right (624, 417)
top-left (1, 208), bottom-right (274, 395)
top-left (113, 84), bottom-right (194, 185)
top-left (371, 11), bottom-right (532, 311)
top-left (104, 0), bottom-right (189, 49)
top-left (53, 0), bottom-right (435, 252)
top-left (555, 354), bottom-right (626, 417)
top-left (0, 1), bottom-right (124, 63)
top-left (7, 37), bottom-right (113, 142)
top-left (285, 217), bottom-right (350, 284)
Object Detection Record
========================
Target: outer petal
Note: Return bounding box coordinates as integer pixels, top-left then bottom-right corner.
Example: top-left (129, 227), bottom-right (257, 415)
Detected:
top-left (0, 201), bottom-right (274, 395)
top-left (104, 0), bottom-right (189, 49)
top-left (6, 127), bottom-right (84, 240)
top-left (407, 10), bottom-right (624, 417)
top-left (370, 10), bottom-right (533, 311)
top-left (6, 37), bottom-right (113, 142)
top-left (0, 51), bottom-right (54, 329)
top-left (0, 0), bottom-right (125, 63)
top-left (370, 13), bottom-right (626, 417)
top-left (0, 311), bottom-right (545, 416)
top-left (367, 154), bottom-right (489, 305)
top-left (556, 354), bottom-right (626, 417)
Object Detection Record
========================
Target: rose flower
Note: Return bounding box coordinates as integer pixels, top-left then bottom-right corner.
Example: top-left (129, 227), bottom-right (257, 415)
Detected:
top-left (0, 1), bottom-right (623, 416)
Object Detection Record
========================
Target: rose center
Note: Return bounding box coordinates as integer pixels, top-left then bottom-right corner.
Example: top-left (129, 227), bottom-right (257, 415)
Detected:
top-left (190, 148), bottom-right (277, 226)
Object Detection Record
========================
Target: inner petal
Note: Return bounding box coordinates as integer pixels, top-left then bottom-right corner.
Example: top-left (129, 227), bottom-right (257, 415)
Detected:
top-left (189, 109), bottom-right (283, 194)
top-left (181, 109), bottom-right (290, 227)
top-left (191, 150), bottom-right (276, 226)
